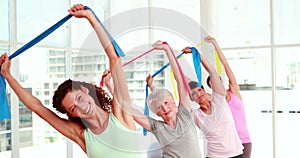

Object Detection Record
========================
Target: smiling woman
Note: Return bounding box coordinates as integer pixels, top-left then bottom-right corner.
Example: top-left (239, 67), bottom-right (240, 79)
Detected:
top-left (53, 79), bottom-right (112, 128)
top-left (0, 4), bottom-right (143, 158)
top-left (128, 41), bottom-right (203, 157)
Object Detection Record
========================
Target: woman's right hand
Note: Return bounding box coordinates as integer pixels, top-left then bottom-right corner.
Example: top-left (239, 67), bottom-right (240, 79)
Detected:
top-left (102, 69), bottom-right (112, 83)
top-left (68, 4), bottom-right (90, 18)
top-left (0, 53), bottom-right (5, 65)
top-left (146, 74), bottom-right (153, 87)
top-left (204, 36), bottom-right (216, 44)
top-left (0, 53), bottom-right (11, 77)
top-left (181, 46), bottom-right (192, 54)
top-left (152, 40), bottom-right (168, 50)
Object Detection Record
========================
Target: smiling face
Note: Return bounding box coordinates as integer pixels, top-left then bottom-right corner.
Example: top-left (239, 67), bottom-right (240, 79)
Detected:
top-left (154, 95), bottom-right (178, 121)
top-left (52, 79), bottom-right (112, 128)
top-left (148, 89), bottom-right (178, 122)
top-left (190, 86), bottom-right (207, 104)
top-left (61, 86), bottom-right (96, 119)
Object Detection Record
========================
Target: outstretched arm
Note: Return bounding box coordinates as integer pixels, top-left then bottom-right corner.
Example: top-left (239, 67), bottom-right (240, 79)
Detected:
top-left (131, 108), bottom-right (151, 131)
top-left (0, 53), bottom-right (85, 149)
top-left (154, 41), bottom-right (191, 111)
top-left (69, 4), bottom-right (135, 130)
top-left (205, 36), bottom-right (241, 98)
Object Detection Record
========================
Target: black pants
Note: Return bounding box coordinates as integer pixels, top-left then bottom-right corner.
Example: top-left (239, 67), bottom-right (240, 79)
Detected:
top-left (206, 153), bottom-right (244, 158)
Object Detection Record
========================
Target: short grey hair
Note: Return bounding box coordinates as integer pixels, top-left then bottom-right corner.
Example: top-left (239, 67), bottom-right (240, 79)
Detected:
top-left (147, 89), bottom-right (174, 113)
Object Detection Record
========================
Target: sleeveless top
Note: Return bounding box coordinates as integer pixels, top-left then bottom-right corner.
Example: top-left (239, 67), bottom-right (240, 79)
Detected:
top-left (227, 91), bottom-right (251, 143)
top-left (84, 113), bottom-right (143, 158)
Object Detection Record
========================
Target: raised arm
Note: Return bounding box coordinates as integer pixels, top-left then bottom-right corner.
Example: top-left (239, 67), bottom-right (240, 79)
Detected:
top-left (0, 53), bottom-right (84, 148)
top-left (205, 36), bottom-right (241, 98)
top-left (131, 41), bottom-right (195, 131)
top-left (153, 41), bottom-right (191, 111)
top-left (102, 69), bottom-right (114, 95)
top-left (68, 4), bottom-right (118, 67)
top-left (182, 47), bottom-right (226, 96)
top-left (69, 4), bottom-right (135, 130)
top-left (146, 74), bottom-right (156, 91)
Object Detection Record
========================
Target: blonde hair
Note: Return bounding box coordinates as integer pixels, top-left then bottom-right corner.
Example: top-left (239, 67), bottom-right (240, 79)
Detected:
top-left (147, 89), bottom-right (174, 113)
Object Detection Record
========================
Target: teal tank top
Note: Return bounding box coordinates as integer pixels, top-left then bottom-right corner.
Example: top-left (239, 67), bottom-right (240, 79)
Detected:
top-left (84, 113), bottom-right (143, 158)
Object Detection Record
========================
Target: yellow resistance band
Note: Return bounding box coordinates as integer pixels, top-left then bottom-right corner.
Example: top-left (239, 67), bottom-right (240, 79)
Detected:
top-left (170, 40), bottom-right (222, 98)
top-left (169, 53), bottom-right (186, 100)
top-left (214, 50), bottom-right (222, 75)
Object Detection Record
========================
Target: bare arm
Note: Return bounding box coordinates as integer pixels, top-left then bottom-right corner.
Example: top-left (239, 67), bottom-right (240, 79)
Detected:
top-left (153, 41), bottom-right (191, 111)
top-left (146, 74), bottom-right (155, 91)
top-left (205, 36), bottom-right (241, 98)
top-left (182, 47), bottom-right (226, 96)
top-left (132, 108), bottom-right (151, 131)
top-left (69, 4), bottom-right (135, 130)
top-left (102, 70), bottom-right (152, 131)
top-left (0, 53), bottom-right (85, 149)
top-left (102, 69), bottom-right (114, 95)
top-left (200, 53), bottom-right (226, 95)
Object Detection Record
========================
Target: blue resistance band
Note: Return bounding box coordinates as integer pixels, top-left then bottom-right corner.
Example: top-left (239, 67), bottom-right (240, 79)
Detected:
top-left (8, 15), bottom-right (72, 60)
top-left (0, 14), bottom-right (72, 121)
top-left (191, 47), bottom-right (202, 87)
top-left (143, 52), bottom-right (184, 135)
top-left (0, 76), bottom-right (10, 121)
top-left (85, 6), bottom-right (125, 57)
top-left (0, 6), bottom-right (124, 121)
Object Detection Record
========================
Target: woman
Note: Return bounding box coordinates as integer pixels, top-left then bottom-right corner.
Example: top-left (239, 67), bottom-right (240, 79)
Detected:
top-left (205, 36), bottom-right (252, 158)
top-left (0, 4), bottom-right (140, 158)
top-left (182, 46), bottom-right (244, 158)
top-left (130, 41), bottom-right (203, 158)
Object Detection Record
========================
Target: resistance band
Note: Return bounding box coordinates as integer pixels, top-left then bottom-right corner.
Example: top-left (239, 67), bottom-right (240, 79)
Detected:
top-left (164, 42), bottom-right (191, 94)
top-left (0, 6), bottom-right (123, 121)
top-left (170, 68), bottom-right (178, 100)
top-left (143, 42), bottom-right (189, 135)
top-left (0, 14), bottom-right (72, 121)
top-left (0, 77), bottom-right (10, 121)
top-left (214, 50), bottom-right (222, 75)
top-left (100, 48), bottom-right (155, 87)
top-left (143, 52), bottom-right (185, 135)
top-left (85, 6), bottom-right (125, 57)
top-left (191, 40), bottom-right (223, 86)
top-left (207, 36), bottom-right (222, 75)
top-left (143, 41), bottom-right (207, 135)
top-left (191, 47), bottom-right (202, 87)
top-left (169, 53), bottom-right (187, 100)
top-left (122, 48), bottom-right (155, 67)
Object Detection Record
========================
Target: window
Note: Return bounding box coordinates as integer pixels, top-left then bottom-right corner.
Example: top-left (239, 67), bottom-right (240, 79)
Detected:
top-left (2, 0), bottom-right (299, 157)
top-left (17, 0), bottom-right (69, 47)
top-left (44, 83), bottom-right (49, 89)
top-left (0, 0), bottom-right (9, 41)
top-left (275, 47), bottom-right (300, 157)
top-left (52, 83), bottom-right (58, 89)
top-left (44, 91), bottom-right (50, 96)
top-left (207, 0), bottom-right (300, 157)
top-left (274, 0), bottom-right (300, 44)
top-left (44, 100), bottom-right (50, 105)
top-left (125, 72), bottom-right (134, 79)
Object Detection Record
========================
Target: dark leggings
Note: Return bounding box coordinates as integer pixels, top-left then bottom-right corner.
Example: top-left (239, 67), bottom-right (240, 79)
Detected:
top-left (206, 153), bottom-right (244, 158)
top-left (231, 154), bottom-right (244, 158)
top-left (243, 142), bottom-right (252, 158)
